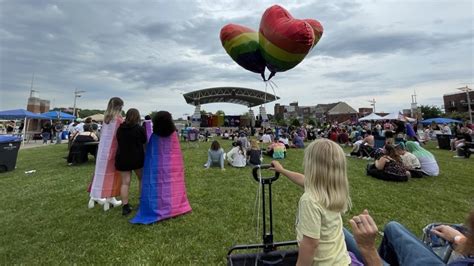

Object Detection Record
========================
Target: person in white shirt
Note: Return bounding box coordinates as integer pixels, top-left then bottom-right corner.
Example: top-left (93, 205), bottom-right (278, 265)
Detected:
top-left (442, 124), bottom-right (452, 135)
top-left (261, 132), bottom-right (272, 144)
top-left (226, 141), bottom-right (247, 168)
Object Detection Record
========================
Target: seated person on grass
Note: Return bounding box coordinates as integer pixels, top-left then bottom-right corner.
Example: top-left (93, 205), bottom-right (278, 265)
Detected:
top-left (290, 133), bottom-right (305, 148)
top-left (405, 141), bottom-right (439, 176)
top-left (226, 141), bottom-right (246, 168)
top-left (204, 140), bottom-right (225, 170)
top-left (367, 145), bottom-right (410, 182)
top-left (395, 142), bottom-right (424, 178)
top-left (264, 137), bottom-right (286, 159)
top-left (246, 139), bottom-right (262, 166)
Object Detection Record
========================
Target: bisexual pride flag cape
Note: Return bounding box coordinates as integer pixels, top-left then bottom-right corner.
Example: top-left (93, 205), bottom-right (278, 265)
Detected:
top-left (130, 131), bottom-right (192, 224)
top-left (89, 117), bottom-right (123, 198)
top-left (143, 120), bottom-right (153, 141)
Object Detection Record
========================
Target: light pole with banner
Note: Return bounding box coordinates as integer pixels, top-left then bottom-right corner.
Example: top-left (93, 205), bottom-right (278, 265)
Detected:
top-left (456, 86), bottom-right (472, 123)
top-left (72, 89), bottom-right (86, 118)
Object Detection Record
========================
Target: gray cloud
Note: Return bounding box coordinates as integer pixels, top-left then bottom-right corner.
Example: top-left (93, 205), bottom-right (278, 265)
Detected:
top-left (316, 28), bottom-right (473, 58)
top-left (0, 0), bottom-right (472, 117)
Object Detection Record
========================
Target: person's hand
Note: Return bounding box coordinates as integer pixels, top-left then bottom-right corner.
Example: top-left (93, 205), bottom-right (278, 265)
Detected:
top-left (349, 209), bottom-right (379, 252)
top-left (431, 225), bottom-right (463, 243)
top-left (269, 160), bottom-right (284, 173)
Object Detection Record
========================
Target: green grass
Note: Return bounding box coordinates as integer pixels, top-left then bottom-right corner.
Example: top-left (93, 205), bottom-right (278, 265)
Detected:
top-left (0, 140), bottom-right (473, 264)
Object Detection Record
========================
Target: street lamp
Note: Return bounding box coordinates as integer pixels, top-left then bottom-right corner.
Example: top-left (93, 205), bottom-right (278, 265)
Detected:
top-left (456, 86), bottom-right (472, 123)
top-left (73, 88), bottom-right (86, 117)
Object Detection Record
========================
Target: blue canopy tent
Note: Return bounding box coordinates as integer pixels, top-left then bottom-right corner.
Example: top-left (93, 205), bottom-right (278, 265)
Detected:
top-left (41, 111), bottom-right (76, 121)
top-left (0, 109), bottom-right (50, 120)
top-left (421, 118), bottom-right (462, 125)
top-left (0, 109), bottom-right (50, 145)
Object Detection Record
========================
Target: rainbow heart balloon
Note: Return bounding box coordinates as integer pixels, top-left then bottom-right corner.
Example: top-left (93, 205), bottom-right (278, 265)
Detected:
top-left (220, 5), bottom-right (323, 80)
top-left (220, 24), bottom-right (266, 80)
top-left (259, 5), bottom-right (323, 79)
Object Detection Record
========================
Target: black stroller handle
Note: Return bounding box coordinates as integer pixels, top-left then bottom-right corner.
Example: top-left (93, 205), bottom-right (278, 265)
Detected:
top-left (252, 164), bottom-right (280, 183)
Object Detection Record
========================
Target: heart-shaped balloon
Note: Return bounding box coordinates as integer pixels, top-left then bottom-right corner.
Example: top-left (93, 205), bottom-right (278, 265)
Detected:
top-left (259, 5), bottom-right (323, 77)
top-left (220, 24), bottom-right (266, 80)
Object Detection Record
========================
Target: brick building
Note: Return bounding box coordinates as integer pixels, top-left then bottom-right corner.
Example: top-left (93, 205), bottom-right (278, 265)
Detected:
top-left (443, 91), bottom-right (474, 115)
top-left (274, 101), bottom-right (358, 123)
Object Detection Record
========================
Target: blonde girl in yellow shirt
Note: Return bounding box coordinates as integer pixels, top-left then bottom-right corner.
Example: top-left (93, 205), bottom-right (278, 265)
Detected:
top-left (271, 139), bottom-right (352, 266)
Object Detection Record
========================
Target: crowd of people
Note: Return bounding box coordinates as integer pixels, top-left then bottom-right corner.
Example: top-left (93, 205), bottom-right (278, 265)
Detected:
top-left (269, 139), bottom-right (473, 265)
top-left (12, 101), bottom-right (472, 265)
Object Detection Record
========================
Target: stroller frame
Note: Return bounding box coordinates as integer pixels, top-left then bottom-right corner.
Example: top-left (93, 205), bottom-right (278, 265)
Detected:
top-left (227, 165), bottom-right (298, 265)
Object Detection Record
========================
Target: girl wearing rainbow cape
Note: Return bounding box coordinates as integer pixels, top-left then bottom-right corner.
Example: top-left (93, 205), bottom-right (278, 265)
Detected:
top-left (130, 111), bottom-right (192, 224)
top-left (88, 97), bottom-right (124, 211)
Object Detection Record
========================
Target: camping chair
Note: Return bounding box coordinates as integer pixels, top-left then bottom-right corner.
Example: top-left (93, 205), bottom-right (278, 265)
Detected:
top-left (227, 165), bottom-right (298, 265)
top-left (422, 223), bottom-right (468, 263)
top-left (374, 136), bottom-right (386, 150)
top-left (461, 141), bottom-right (474, 158)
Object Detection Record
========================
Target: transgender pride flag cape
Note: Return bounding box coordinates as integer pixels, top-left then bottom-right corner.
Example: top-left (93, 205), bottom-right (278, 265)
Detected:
top-left (89, 117), bottom-right (123, 198)
top-left (130, 131), bottom-right (192, 224)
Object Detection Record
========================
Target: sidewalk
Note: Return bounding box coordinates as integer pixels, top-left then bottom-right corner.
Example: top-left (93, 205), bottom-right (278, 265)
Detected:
top-left (20, 139), bottom-right (70, 149)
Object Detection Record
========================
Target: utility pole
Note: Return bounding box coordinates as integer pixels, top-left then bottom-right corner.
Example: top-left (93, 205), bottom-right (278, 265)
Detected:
top-left (368, 98), bottom-right (376, 113)
top-left (456, 86), bottom-right (472, 123)
top-left (411, 90), bottom-right (417, 118)
top-left (72, 88), bottom-right (86, 117)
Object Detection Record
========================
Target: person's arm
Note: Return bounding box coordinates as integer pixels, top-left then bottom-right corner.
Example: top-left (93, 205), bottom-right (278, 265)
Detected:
top-left (431, 225), bottom-right (467, 252)
top-left (374, 157), bottom-right (388, 170)
top-left (91, 133), bottom-right (98, 141)
top-left (349, 210), bottom-right (383, 266)
top-left (219, 149), bottom-right (225, 169)
top-left (296, 235), bottom-right (319, 266)
top-left (270, 160), bottom-right (304, 187)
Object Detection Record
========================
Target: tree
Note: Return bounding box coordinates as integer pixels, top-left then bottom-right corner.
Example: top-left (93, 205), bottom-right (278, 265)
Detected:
top-left (443, 111), bottom-right (469, 121)
top-left (215, 110), bottom-right (225, 116)
top-left (420, 105), bottom-right (442, 119)
top-left (291, 118), bottom-right (301, 127)
top-left (307, 119), bottom-right (316, 126)
top-left (200, 110), bottom-right (208, 116)
top-left (77, 109), bottom-right (105, 118)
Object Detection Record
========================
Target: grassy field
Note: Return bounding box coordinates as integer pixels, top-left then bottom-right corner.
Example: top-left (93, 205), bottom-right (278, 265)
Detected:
top-left (0, 139), bottom-right (473, 264)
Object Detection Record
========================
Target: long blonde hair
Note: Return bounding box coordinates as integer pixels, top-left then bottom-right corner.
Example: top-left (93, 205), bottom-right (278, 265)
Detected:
top-left (303, 139), bottom-right (351, 213)
top-left (103, 97), bottom-right (123, 124)
top-left (250, 139), bottom-right (260, 150)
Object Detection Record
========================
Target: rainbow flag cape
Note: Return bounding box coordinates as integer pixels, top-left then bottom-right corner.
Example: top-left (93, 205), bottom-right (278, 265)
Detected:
top-left (130, 131), bottom-right (192, 224)
top-left (89, 117), bottom-right (123, 198)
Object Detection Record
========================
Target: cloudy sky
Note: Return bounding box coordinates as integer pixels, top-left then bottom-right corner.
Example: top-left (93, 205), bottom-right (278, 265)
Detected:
top-left (0, 0), bottom-right (472, 119)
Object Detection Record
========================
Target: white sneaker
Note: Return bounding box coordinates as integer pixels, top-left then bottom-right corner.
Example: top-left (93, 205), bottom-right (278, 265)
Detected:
top-left (88, 198), bottom-right (95, 209)
top-left (345, 153), bottom-right (351, 157)
top-left (107, 197), bottom-right (122, 207)
top-left (453, 155), bottom-right (465, 159)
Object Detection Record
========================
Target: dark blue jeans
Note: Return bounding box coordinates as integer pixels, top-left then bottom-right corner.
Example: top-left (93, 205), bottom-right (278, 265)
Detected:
top-left (378, 221), bottom-right (445, 266)
top-left (344, 222), bottom-right (445, 266)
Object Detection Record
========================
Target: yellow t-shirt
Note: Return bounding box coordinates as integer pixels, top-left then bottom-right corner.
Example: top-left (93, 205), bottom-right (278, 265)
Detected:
top-left (296, 192), bottom-right (350, 266)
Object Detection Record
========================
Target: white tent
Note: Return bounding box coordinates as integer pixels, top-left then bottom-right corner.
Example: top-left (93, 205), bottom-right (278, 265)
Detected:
top-left (87, 113), bottom-right (104, 122)
top-left (382, 112), bottom-right (405, 121)
top-left (358, 113), bottom-right (383, 121)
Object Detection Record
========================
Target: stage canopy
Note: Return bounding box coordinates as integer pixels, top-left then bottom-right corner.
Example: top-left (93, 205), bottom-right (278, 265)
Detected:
top-left (183, 87), bottom-right (279, 107)
top-left (0, 109), bottom-right (49, 120)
